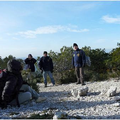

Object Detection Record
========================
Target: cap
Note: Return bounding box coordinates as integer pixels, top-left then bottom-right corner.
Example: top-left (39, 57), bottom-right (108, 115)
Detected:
top-left (73, 43), bottom-right (78, 47)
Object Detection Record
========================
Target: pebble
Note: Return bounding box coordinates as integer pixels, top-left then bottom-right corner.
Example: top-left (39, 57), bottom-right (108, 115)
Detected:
top-left (113, 103), bottom-right (120, 107)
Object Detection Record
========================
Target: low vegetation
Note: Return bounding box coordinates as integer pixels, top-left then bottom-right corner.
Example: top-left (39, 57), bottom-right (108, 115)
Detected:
top-left (0, 43), bottom-right (120, 90)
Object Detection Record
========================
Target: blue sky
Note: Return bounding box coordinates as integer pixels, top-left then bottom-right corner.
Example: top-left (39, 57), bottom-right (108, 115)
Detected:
top-left (0, 1), bottom-right (120, 58)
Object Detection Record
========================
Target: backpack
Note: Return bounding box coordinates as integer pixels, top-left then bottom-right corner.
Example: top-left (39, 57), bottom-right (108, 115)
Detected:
top-left (76, 49), bottom-right (91, 67)
top-left (0, 69), bottom-right (20, 108)
top-left (85, 56), bottom-right (91, 67)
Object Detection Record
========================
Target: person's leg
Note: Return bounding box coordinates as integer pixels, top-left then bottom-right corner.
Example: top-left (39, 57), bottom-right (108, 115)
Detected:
top-left (79, 67), bottom-right (85, 85)
top-left (9, 92), bottom-right (32, 106)
top-left (43, 71), bottom-right (47, 86)
top-left (75, 67), bottom-right (80, 84)
top-left (20, 84), bottom-right (39, 99)
top-left (18, 92), bottom-right (32, 104)
top-left (48, 71), bottom-right (55, 85)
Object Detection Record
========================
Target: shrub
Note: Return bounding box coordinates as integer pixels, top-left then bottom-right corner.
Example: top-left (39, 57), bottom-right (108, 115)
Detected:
top-left (1, 44), bottom-right (120, 85)
top-left (21, 69), bottom-right (42, 92)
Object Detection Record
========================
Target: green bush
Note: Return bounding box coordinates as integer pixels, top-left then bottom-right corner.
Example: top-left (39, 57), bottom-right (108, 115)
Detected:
top-left (60, 69), bottom-right (76, 84)
top-left (1, 43), bottom-right (120, 85)
top-left (91, 73), bottom-right (108, 82)
top-left (21, 69), bottom-right (42, 92)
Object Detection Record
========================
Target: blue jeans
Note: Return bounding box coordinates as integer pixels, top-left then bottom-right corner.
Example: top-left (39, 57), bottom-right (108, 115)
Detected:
top-left (43, 71), bottom-right (55, 85)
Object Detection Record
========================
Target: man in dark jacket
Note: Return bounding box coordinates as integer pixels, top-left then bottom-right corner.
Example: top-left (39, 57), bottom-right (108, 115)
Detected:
top-left (0, 59), bottom-right (42, 109)
top-left (39, 51), bottom-right (55, 87)
top-left (72, 43), bottom-right (86, 85)
top-left (25, 54), bottom-right (37, 72)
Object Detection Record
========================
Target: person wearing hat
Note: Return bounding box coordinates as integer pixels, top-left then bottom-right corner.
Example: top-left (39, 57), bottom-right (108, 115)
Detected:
top-left (25, 54), bottom-right (37, 72)
top-left (72, 43), bottom-right (86, 85)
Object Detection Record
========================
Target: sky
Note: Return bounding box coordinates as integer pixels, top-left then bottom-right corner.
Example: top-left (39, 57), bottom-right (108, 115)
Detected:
top-left (0, 1), bottom-right (120, 58)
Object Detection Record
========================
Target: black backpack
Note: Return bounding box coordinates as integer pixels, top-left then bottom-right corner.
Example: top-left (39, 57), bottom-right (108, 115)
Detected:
top-left (0, 70), bottom-right (7, 96)
top-left (0, 69), bottom-right (20, 108)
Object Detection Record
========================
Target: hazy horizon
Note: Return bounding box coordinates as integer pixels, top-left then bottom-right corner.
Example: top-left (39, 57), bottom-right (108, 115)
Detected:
top-left (0, 47), bottom-right (115, 59)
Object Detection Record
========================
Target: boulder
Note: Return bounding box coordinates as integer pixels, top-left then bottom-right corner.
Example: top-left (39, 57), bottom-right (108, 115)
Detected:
top-left (107, 86), bottom-right (117, 97)
top-left (71, 86), bottom-right (88, 97)
top-left (71, 88), bottom-right (78, 97)
top-left (53, 112), bottom-right (68, 120)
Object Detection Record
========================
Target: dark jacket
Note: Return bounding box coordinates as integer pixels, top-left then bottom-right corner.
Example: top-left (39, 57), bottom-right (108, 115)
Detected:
top-left (25, 58), bottom-right (36, 72)
top-left (0, 59), bottom-right (23, 108)
top-left (72, 48), bottom-right (86, 68)
top-left (39, 56), bottom-right (53, 71)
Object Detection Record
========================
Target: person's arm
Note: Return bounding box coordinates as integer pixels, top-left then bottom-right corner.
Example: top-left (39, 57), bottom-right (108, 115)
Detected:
top-left (39, 58), bottom-right (43, 74)
top-left (72, 52), bottom-right (74, 68)
top-left (32, 58), bottom-right (37, 64)
top-left (39, 58), bottom-right (43, 70)
top-left (25, 58), bottom-right (29, 64)
top-left (1, 75), bottom-right (17, 108)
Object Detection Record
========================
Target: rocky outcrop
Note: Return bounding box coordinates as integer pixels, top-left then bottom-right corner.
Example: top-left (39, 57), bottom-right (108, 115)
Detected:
top-left (71, 86), bottom-right (89, 97)
top-left (107, 86), bottom-right (117, 97)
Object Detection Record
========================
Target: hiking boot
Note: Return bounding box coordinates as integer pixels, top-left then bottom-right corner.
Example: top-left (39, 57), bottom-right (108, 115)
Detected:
top-left (81, 83), bottom-right (86, 86)
top-left (44, 85), bottom-right (47, 87)
top-left (76, 82), bottom-right (81, 85)
top-left (36, 97), bottom-right (46, 103)
top-left (76, 79), bottom-right (81, 85)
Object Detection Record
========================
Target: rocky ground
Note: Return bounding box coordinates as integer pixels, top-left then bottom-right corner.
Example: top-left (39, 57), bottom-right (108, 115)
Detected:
top-left (1, 78), bottom-right (120, 119)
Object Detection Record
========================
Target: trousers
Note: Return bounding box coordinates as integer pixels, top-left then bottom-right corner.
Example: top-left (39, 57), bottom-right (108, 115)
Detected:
top-left (43, 71), bottom-right (55, 85)
top-left (75, 67), bottom-right (84, 84)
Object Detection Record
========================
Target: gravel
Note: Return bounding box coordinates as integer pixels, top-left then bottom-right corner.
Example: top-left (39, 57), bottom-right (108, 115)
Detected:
top-left (1, 78), bottom-right (120, 119)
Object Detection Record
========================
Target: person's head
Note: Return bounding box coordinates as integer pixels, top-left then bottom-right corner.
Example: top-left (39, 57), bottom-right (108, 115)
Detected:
top-left (43, 51), bottom-right (47, 57)
top-left (28, 54), bottom-right (33, 59)
top-left (73, 43), bottom-right (78, 50)
top-left (7, 59), bottom-right (23, 74)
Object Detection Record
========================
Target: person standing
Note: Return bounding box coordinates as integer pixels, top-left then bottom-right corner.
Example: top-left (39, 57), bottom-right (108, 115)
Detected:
top-left (39, 51), bottom-right (55, 87)
top-left (72, 43), bottom-right (86, 85)
top-left (25, 54), bottom-right (37, 72)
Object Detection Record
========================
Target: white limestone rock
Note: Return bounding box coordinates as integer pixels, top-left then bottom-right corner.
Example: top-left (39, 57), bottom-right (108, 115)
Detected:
top-left (71, 86), bottom-right (88, 97)
top-left (53, 112), bottom-right (68, 120)
top-left (107, 86), bottom-right (117, 97)
top-left (71, 88), bottom-right (78, 97)
top-left (113, 103), bottom-right (120, 107)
